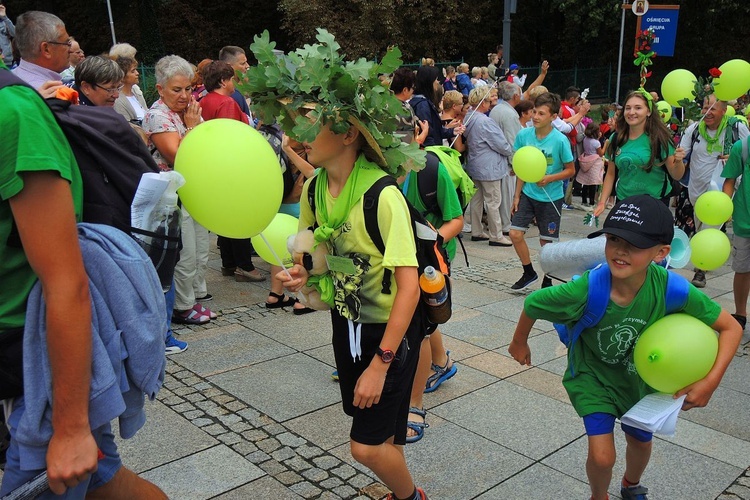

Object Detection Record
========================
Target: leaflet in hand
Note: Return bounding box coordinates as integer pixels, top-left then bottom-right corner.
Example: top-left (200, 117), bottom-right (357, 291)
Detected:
top-left (620, 393), bottom-right (687, 437)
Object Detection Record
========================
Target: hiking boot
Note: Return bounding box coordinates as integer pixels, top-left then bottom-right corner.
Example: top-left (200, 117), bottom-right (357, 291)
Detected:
top-left (541, 275), bottom-right (553, 288)
top-left (165, 334), bottom-right (188, 355)
top-left (691, 270), bottom-right (706, 288)
top-left (732, 314), bottom-right (747, 331)
top-left (511, 271), bottom-right (538, 291)
top-left (235, 268), bottom-right (265, 282)
top-left (620, 483), bottom-right (649, 500)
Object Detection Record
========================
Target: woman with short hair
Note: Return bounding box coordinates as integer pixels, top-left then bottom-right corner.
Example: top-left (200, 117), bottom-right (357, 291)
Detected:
top-left (75, 55), bottom-right (123, 107)
top-left (113, 56), bottom-right (148, 124)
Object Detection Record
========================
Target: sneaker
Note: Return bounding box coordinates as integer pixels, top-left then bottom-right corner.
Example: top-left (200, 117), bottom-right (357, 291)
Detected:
top-left (620, 483), bottom-right (649, 500)
top-left (489, 236), bottom-right (513, 247)
top-left (562, 203), bottom-right (575, 210)
top-left (732, 314), bottom-right (747, 331)
top-left (195, 293), bottom-right (213, 301)
top-left (541, 275), bottom-right (553, 288)
top-left (384, 488), bottom-right (429, 500)
top-left (691, 270), bottom-right (706, 288)
top-left (462, 222), bottom-right (472, 233)
top-left (331, 370), bottom-right (339, 381)
top-left (165, 334), bottom-right (188, 355)
top-left (511, 271), bottom-right (538, 291)
top-left (235, 268), bottom-right (266, 282)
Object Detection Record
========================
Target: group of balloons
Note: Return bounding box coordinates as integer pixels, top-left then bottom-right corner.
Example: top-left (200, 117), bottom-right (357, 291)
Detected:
top-left (661, 59), bottom-right (750, 108)
top-left (689, 191), bottom-right (734, 271)
top-left (174, 118), bottom-right (299, 267)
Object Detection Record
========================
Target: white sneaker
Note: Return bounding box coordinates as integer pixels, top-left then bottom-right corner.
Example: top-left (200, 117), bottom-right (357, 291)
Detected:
top-left (462, 223), bottom-right (472, 233)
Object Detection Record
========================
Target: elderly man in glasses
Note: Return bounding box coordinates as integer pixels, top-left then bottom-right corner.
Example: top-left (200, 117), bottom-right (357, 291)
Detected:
top-left (60, 37), bottom-right (85, 85)
top-left (11, 10), bottom-right (70, 97)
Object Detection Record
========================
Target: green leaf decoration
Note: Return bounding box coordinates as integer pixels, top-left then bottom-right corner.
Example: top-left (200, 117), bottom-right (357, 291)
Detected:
top-left (378, 46), bottom-right (402, 75)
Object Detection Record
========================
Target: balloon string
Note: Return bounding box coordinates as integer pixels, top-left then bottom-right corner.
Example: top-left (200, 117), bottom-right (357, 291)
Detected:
top-left (543, 187), bottom-right (562, 217)
top-left (678, 100), bottom-right (716, 142)
top-left (449, 79), bottom-right (500, 149)
top-left (259, 232), bottom-right (294, 281)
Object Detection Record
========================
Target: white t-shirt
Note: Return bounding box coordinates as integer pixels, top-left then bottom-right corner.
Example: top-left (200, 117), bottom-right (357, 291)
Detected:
top-left (127, 95), bottom-right (146, 121)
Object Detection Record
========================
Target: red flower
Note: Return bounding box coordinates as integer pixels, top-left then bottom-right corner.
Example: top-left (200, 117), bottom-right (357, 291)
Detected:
top-left (709, 67), bottom-right (722, 78)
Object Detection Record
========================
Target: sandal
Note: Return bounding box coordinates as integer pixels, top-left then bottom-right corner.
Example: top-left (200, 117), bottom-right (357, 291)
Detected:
top-left (293, 299), bottom-right (316, 315)
top-left (424, 350), bottom-right (457, 393)
top-left (266, 292), bottom-right (296, 309)
top-left (194, 303), bottom-right (217, 320)
top-left (172, 307), bottom-right (210, 325)
top-left (406, 407), bottom-right (429, 444)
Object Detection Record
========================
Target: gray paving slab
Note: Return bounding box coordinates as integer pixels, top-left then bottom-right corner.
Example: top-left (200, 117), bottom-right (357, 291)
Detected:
top-left (213, 475), bottom-right (304, 499)
top-left (666, 418), bottom-right (750, 468)
top-left (439, 309), bottom-right (518, 350)
top-left (284, 404), bottom-right (351, 452)
top-left (678, 386), bottom-right (750, 441)
top-left (542, 431), bottom-right (743, 500)
top-left (115, 400), bottom-right (218, 473)
top-left (475, 462), bottom-right (592, 499)
top-left (248, 310), bottom-right (332, 352)
top-left (431, 381), bottom-right (584, 460)
top-left (208, 352), bottom-right (342, 422)
top-left (140, 444), bottom-right (264, 499)
top-left (420, 363), bottom-right (499, 410)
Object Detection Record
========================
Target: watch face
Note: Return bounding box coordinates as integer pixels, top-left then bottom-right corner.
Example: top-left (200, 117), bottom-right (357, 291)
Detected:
top-left (379, 349), bottom-right (395, 363)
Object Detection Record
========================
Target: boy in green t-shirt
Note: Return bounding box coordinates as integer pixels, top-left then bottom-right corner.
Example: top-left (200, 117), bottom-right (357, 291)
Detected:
top-left (508, 195), bottom-right (741, 500)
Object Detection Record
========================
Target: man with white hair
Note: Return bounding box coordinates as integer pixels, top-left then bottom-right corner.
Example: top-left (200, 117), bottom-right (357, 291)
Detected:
top-left (11, 11), bottom-right (69, 96)
top-left (59, 37), bottom-right (84, 84)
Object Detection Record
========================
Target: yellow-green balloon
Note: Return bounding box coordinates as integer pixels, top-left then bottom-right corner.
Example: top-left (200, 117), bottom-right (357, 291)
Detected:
top-left (714, 59), bottom-right (750, 102)
top-left (175, 119), bottom-right (283, 238)
top-left (656, 100), bottom-right (672, 123)
top-left (725, 106), bottom-right (736, 117)
top-left (737, 115), bottom-right (749, 126)
top-left (690, 228), bottom-right (731, 271)
top-left (661, 69), bottom-right (697, 107)
top-left (512, 146), bottom-right (547, 183)
top-left (250, 213), bottom-right (299, 267)
top-left (634, 313), bottom-right (718, 394)
top-left (694, 191), bottom-right (733, 225)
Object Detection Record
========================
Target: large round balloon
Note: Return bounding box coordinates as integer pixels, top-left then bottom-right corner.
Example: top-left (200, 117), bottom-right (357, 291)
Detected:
top-left (250, 213), bottom-right (299, 267)
top-left (725, 106), bottom-right (736, 117)
top-left (661, 69), bottom-right (697, 107)
top-left (513, 146), bottom-right (547, 183)
top-left (713, 59), bottom-right (750, 102)
top-left (175, 119), bottom-right (283, 238)
top-left (694, 191), bottom-right (733, 226)
top-left (656, 100), bottom-right (672, 123)
top-left (634, 313), bottom-right (718, 394)
top-left (690, 228), bottom-right (731, 271)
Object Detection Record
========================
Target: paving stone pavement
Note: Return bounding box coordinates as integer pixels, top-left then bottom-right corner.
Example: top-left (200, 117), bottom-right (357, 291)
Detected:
top-left (2, 206), bottom-right (749, 499)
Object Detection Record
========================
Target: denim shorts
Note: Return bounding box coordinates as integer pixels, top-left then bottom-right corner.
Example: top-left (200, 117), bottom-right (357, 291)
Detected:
top-left (0, 396), bottom-right (122, 499)
top-left (510, 192), bottom-right (563, 241)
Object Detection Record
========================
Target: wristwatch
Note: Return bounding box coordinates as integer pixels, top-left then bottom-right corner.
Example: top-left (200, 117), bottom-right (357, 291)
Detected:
top-left (376, 347), bottom-right (395, 363)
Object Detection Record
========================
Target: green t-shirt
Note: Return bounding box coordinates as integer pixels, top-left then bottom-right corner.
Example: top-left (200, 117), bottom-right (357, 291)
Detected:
top-left (524, 265), bottom-right (721, 417)
top-left (721, 138), bottom-right (750, 237)
top-left (605, 133), bottom-right (675, 200)
top-left (300, 179), bottom-right (417, 324)
top-left (402, 163), bottom-right (464, 261)
top-left (0, 81), bottom-right (83, 332)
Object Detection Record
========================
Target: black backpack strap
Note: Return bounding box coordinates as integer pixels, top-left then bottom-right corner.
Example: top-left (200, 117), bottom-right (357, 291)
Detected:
top-left (418, 152), bottom-right (441, 218)
top-left (306, 175), bottom-right (318, 230)
top-left (363, 176), bottom-right (399, 295)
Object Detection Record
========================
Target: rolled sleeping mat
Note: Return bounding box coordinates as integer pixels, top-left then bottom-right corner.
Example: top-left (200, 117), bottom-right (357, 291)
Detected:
top-left (540, 236), bottom-right (606, 276)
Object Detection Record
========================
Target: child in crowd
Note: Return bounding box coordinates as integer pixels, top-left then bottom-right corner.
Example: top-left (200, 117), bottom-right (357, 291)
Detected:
top-left (245, 33), bottom-right (429, 500)
top-left (509, 195), bottom-right (742, 500)
top-left (577, 122), bottom-right (605, 207)
top-left (509, 92), bottom-right (575, 290)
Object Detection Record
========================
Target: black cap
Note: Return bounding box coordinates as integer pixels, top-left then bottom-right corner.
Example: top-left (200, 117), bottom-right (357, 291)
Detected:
top-left (588, 195), bottom-right (674, 249)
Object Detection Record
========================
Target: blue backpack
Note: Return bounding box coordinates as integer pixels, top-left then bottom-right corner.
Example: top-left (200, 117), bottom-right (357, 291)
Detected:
top-left (554, 263), bottom-right (690, 376)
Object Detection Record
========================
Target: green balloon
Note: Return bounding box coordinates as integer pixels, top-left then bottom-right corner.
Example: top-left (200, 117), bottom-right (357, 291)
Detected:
top-left (714, 59), bottom-right (750, 102)
top-left (694, 191), bottom-right (733, 226)
top-left (690, 228), bottom-right (731, 271)
top-left (634, 313), bottom-right (718, 394)
top-left (656, 100), bottom-right (672, 123)
top-left (175, 119), bottom-right (283, 238)
top-left (661, 69), bottom-right (697, 107)
top-left (725, 106), bottom-right (736, 117)
top-left (251, 213), bottom-right (299, 267)
top-left (512, 145), bottom-right (547, 183)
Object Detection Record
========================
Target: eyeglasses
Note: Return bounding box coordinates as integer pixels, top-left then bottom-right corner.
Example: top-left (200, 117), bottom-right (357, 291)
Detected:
top-left (46, 39), bottom-right (73, 47)
top-left (94, 83), bottom-right (124, 95)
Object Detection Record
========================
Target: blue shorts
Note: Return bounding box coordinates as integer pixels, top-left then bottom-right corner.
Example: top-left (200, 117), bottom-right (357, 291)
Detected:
top-left (0, 396), bottom-right (122, 499)
top-left (583, 412), bottom-right (653, 442)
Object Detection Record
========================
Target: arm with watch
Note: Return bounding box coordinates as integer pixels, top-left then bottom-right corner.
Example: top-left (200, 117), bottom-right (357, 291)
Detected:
top-left (352, 266), bottom-right (421, 410)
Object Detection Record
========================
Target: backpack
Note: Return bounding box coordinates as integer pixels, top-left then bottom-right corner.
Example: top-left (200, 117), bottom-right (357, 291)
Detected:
top-left (0, 70), bottom-right (161, 237)
top-left (554, 263), bottom-right (690, 377)
top-left (307, 174), bottom-right (452, 335)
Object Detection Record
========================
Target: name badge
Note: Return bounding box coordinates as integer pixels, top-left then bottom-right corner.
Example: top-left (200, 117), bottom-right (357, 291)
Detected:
top-left (325, 254), bottom-right (357, 275)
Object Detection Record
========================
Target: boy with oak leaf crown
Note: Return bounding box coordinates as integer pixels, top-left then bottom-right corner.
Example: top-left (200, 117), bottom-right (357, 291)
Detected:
top-left (242, 30), bottom-right (429, 500)
top-left (508, 195), bottom-right (741, 500)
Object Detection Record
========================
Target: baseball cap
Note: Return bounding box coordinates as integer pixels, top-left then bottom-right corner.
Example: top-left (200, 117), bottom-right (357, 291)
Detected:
top-left (587, 195), bottom-right (674, 248)
top-left (509, 63), bottom-right (519, 71)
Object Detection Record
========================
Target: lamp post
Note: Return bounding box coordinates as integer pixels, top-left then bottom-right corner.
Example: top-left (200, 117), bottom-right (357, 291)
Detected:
top-left (615, 1), bottom-right (630, 103)
top-left (106, 0), bottom-right (117, 46)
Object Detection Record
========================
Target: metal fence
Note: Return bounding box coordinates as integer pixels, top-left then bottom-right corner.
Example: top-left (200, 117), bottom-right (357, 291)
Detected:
top-left (136, 62), bottom-right (641, 108)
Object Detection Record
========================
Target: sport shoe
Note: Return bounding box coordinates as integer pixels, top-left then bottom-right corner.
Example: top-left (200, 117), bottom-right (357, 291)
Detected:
top-left (195, 293), bottom-right (213, 301)
top-left (235, 268), bottom-right (266, 282)
top-left (541, 275), bottom-right (553, 288)
top-left (331, 370), bottom-right (339, 381)
top-left (621, 483), bottom-right (648, 500)
top-left (384, 487), bottom-right (429, 500)
top-left (511, 271), bottom-right (538, 290)
top-left (691, 270), bottom-right (706, 288)
top-left (165, 334), bottom-right (188, 355)
top-left (562, 203), bottom-right (575, 210)
top-left (462, 222), bottom-right (472, 233)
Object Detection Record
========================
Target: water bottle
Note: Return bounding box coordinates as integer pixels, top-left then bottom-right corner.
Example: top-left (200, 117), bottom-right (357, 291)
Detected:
top-left (419, 266), bottom-right (452, 324)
